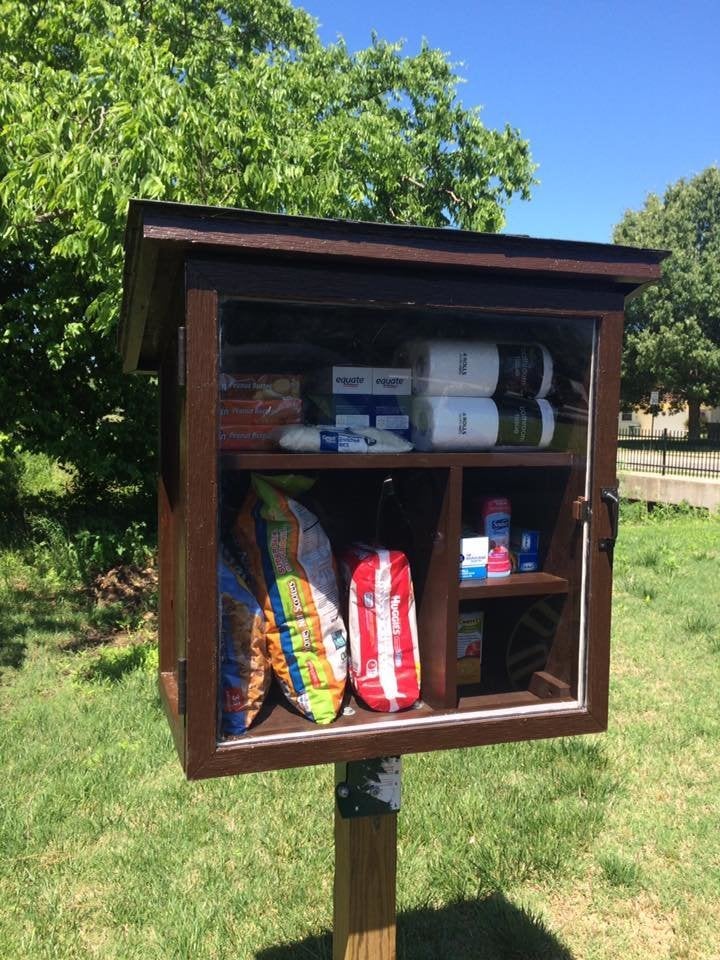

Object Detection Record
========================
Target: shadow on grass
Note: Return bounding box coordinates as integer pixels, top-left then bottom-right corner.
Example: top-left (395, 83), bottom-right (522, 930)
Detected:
top-left (78, 643), bottom-right (156, 683)
top-left (256, 893), bottom-right (574, 960)
top-left (0, 586), bottom-right (84, 672)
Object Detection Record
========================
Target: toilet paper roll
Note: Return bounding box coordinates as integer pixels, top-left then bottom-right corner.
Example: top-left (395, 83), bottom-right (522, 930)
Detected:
top-left (403, 340), bottom-right (553, 398)
top-left (411, 396), bottom-right (555, 451)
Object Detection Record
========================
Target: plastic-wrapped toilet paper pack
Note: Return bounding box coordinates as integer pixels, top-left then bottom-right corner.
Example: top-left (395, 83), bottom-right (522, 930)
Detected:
top-left (401, 340), bottom-right (553, 398)
top-left (411, 396), bottom-right (555, 451)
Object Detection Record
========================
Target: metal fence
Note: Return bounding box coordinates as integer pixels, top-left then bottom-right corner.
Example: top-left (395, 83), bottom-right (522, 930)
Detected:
top-left (617, 429), bottom-right (720, 479)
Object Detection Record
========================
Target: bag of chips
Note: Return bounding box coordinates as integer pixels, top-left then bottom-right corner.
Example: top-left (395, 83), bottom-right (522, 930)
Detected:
top-left (234, 474), bottom-right (347, 723)
top-left (218, 552), bottom-right (271, 737)
top-left (340, 545), bottom-right (421, 712)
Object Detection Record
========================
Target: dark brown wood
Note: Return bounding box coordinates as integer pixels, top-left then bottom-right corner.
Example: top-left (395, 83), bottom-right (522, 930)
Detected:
top-left (157, 332), bottom-right (185, 766)
top-left (183, 280), bottom-right (220, 779)
top-left (459, 572), bottom-right (569, 600)
top-left (127, 199), bottom-right (667, 286)
top-left (584, 310), bottom-right (626, 730)
top-left (221, 451), bottom-right (575, 471)
top-left (191, 706), bottom-right (599, 779)
top-left (334, 771), bottom-right (397, 960)
top-left (528, 671), bottom-right (572, 699)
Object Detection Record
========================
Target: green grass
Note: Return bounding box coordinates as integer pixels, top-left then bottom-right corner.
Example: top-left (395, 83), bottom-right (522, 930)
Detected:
top-left (1, 505), bottom-right (719, 959)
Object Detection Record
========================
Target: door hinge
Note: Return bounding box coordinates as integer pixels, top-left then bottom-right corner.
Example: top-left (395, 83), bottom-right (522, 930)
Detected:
top-left (177, 657), bottom-right (187, 715)
top-left (572, 496), bottom-right (592, 523)
top-left (177, 327), bottom-right (186, 387)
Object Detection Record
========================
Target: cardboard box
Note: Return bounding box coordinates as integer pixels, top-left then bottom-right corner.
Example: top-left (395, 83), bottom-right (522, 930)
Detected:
top-left (510, 528), bottom-right (541, 572)
top-left (218, 426), bottom-right (278, 450)
top-left (319, 366), bottom-right (373, 395)
top-left (459, 536), bottom-right (489, 581)
top-left (372, 367), bottom-right (412, 396)
top-left (219, 397), bottom-right (302, 425)
top-left (219, 373), bottom-right (302, 399)
top-left (457, 611), bottom-right (484, 684)
top-left (307, 395), bottom-right (373, 427)
top-left (372, 397), bottom-right (411, 437)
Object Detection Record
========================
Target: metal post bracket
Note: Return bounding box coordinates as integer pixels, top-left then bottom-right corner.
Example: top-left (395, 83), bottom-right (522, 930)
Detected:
top-left (336, 757), bottom-right (401, 819)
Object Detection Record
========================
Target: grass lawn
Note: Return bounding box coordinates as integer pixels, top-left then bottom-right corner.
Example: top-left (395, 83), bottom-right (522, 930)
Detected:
top-left (0, 503), bottom-right (718, 959)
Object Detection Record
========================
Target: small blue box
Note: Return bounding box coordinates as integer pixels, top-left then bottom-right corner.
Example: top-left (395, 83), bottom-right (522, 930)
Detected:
top-left (510, 528), bottom-right (540, 572)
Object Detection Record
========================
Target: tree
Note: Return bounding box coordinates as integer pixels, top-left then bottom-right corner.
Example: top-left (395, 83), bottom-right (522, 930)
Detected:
top-left (0, 0), bottom-right (536, 496)
top-left (613, 166), bottom-right (720, 438)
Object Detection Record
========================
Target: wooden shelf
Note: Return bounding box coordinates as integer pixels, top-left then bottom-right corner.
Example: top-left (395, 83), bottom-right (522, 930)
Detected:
top-left (459, 571), bottom-right (569, 600)
top-left (221, 450), bottom-right (576, 471)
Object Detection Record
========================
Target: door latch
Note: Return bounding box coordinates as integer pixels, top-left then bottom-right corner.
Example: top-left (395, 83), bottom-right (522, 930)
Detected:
top-left (599, 484), bottom-right (620, 552)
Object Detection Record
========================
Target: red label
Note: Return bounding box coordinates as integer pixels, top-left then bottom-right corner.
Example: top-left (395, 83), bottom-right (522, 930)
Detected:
top-left (307, 661), bottom-right (321, 688)
top-left (223, 687), bottom-right (246, 712)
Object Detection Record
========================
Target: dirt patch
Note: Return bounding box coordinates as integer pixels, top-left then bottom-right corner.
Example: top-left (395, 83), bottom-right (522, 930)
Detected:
top-left (91, 563), bottom-right (157, 609)
top-left (63, 563), bottom-right (158, 651)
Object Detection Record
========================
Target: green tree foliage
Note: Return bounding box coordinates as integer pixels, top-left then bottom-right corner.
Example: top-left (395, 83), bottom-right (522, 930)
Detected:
top-left (0, 0), bottom-right (536, 495)
top-left (614, 166), bottom-right (720, 437)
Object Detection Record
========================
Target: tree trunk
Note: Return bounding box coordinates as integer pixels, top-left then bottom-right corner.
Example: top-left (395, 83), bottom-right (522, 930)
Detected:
top-left (687, 399), bottom-right (702, 440)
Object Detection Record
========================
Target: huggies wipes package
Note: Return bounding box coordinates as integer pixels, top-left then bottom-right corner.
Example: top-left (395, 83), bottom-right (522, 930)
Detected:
top-left (340, 545), bottom-right (421, 712)
top-left (234, 474), bottom-right (347, 723)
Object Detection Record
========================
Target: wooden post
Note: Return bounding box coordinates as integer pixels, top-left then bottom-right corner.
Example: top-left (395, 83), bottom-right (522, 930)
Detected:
top-left (333, 759), bottom-right (400, 960)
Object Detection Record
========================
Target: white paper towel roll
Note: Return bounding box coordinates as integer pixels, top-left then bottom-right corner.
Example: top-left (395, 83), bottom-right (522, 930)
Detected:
top-left (411, 396), bottom-right (555, 451)
top-left (403, 340), bottom-right (553, 398)
top-left (411, 397), bottom-right (498, 450)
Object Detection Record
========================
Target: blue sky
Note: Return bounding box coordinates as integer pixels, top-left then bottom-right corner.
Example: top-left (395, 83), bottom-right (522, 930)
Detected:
top-left (299, 0), bottom-right (720, 243)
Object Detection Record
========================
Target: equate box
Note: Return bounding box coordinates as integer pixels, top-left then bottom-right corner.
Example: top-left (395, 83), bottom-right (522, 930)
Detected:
top-left (323, 366), bottom-right (373, 395)
top-left (459, 535), bottom-right (489, 581)
top-left (372, 367), bottom-right (412, 396)
top-left (457, 611), bottom-right (484, 685)
top-left (307, 395), bottom-right (373, 428)
top-left (372, 397), bottom-right (411, 438)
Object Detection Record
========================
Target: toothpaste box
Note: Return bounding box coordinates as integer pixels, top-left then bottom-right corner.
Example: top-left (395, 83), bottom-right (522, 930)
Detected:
top-left (318, 366), bottom-right (374, 395)
top-left (307, 395), bottom-right (373, 427)
top-left (372, 367), bottom-right (412, 396)
top-left (459, 536), bottom-right (489, 581)
top-left (372, 397), bottom-right (412, 438)
top-left (510, 528), bottom-right (540, 572)
top-left (457, 611), bottom-right (484, 684)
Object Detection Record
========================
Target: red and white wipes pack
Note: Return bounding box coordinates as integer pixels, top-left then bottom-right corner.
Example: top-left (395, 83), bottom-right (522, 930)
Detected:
top-left (340, 545), bottom-right (421, 712)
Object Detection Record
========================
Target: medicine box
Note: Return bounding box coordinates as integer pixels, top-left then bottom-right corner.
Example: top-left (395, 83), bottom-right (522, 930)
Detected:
top-left (510, 528), bottom-right (541, 572)
top-left (308, 395), bottom-right (373, 427)
top-left (372, 367), bottom-right (412, 396)
top-left (459, 536), bottom-right (489, 581)
top-left (322, 366), bottom-right (374, 395)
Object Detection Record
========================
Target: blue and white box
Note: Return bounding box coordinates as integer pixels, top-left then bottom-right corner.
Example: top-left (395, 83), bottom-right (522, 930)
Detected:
top-left (319, 366), bottom-right (374, 395)
top-left (308, 395), bottom-right (373, 427)
top-left (510, 528), bottom-right (540, 572)
top-left (459, 536), bottom-right (489, 581)
top-left (372, 396), bottom-right (411, 439)
top-left (372, 367), bottom-right (412, 396)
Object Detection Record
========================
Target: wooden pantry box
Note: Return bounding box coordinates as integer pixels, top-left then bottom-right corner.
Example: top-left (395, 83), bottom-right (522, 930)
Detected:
top-left (118, 199), bottom-right (666, 779)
